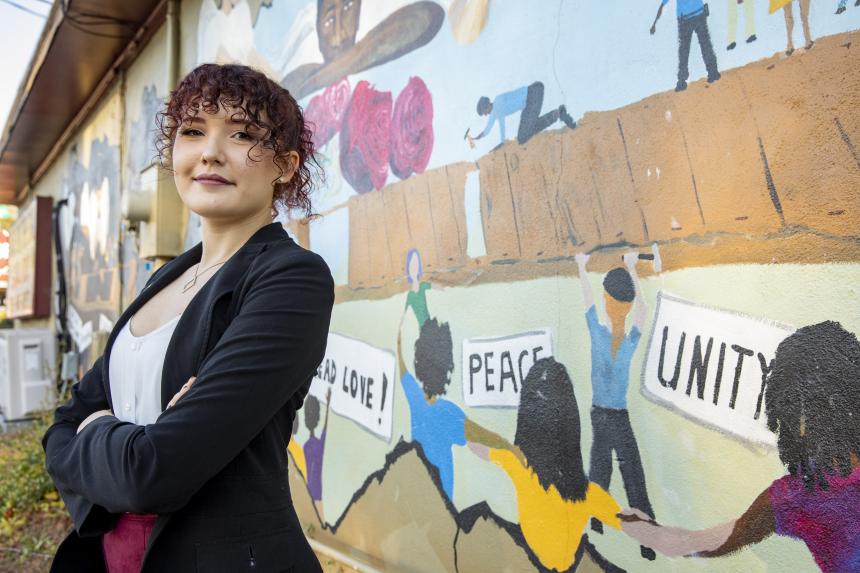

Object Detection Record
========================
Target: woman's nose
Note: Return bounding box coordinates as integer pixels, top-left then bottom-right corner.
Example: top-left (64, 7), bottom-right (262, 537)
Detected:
top-left (200, 137), bottom-right (225, 165)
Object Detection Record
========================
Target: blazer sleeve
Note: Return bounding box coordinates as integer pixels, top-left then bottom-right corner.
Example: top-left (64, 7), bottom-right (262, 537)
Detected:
top-left (42, 263), bottom-right (168, 534)
top-left (43, 250), bottom-right (335, 515)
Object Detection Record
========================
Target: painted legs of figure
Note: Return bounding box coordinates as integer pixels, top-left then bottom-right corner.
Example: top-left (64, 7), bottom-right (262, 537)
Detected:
top-left (727, 0), bottom-right (756, 49)
top-left (516, 81), bottom-right (576, 145)
top-left (589, 406), bottom-right (656, 560)
top-left (676, 11), bottom-right (720, 92)
top-left (783, 0), bottom-right (813, 54)
top-left (835, 0), bottom-right (857, 14)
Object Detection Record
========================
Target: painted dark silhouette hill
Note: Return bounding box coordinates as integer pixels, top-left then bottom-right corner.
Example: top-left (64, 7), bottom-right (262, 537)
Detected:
top-left (289, 441), bottom-right (626, 573)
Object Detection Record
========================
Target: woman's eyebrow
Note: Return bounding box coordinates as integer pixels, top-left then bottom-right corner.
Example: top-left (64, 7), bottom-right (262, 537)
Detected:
top-left (182, 116), bottom-right (261, 129)
top-left (229, 118), bottom-right (264, 129)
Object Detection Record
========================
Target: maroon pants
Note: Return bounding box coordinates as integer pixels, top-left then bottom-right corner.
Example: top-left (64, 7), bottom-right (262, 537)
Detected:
top-left (102, 513), bottom-right (158, 573)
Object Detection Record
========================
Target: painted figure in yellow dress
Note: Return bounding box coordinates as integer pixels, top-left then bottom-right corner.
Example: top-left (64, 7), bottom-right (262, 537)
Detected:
top-left (466, 357), bottom-right (625, 571)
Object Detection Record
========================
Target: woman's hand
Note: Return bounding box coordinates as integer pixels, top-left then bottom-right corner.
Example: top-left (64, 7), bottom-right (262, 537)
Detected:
top-left (76, 409), bottom-right (114, 434)
top-left (167, 376), bottom-right (197, 409)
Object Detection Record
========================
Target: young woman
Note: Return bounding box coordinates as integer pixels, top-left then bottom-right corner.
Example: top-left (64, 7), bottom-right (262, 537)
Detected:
top-left (41, 63), bottom-right (334, 573)
top-left (619, 321), bottom-right (860, 573)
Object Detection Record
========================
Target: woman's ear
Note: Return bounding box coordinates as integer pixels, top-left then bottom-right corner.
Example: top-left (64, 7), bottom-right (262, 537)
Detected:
top-left (276, 151), bottom-right (301, 184)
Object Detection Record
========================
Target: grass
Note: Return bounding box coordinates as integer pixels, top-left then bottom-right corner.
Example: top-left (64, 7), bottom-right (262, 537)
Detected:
top-left (0, 413), bottom-right (360, 573)
top-left (0, 413), bottom-right (71, 573)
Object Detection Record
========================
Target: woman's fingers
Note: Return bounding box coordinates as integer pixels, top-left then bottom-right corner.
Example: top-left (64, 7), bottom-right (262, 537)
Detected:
top-left (167, 376), bottom-right (197, 409)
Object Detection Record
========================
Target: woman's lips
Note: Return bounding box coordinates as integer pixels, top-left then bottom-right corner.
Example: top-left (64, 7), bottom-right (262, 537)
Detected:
top-left (193, 175), bottom-right (233, 185)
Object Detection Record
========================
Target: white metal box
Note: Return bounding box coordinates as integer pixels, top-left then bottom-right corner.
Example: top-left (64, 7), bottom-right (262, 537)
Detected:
top-left (0, 328), bottom-right (56, 420)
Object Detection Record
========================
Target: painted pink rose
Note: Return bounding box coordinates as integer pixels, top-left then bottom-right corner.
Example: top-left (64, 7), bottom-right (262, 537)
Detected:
top-left (340, 80), bottom-right (392, 194)
top-left (304, 77), bottom-right (351, 148)
top-left (390, 76), bottom-right (434, 179)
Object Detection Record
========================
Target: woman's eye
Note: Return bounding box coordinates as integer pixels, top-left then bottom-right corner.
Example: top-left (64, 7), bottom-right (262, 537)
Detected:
top-left (180, 128), bottom-right (202, 136)
top-left (234, 131), bottom-right (254, 141)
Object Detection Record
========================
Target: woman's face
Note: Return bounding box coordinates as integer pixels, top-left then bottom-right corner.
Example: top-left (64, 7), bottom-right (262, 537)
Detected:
top-left (172, 103), bottom-right (296, 222)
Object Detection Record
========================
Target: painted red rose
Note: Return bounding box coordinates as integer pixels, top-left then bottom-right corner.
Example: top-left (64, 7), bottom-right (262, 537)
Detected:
top-left (340, 81), bottom-right (392, 194)
top-left (304, 77), bottom-right (351, 148)
top-left (390, 76), bottom-right (434, 179)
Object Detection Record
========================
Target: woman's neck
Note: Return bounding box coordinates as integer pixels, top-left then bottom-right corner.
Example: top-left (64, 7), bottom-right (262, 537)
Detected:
top-left (198, 214), bottom-right (271, 268)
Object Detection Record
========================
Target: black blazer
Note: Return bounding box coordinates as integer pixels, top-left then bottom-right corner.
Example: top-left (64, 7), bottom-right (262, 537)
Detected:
top-left (42, 222), bottom-right (333, 573)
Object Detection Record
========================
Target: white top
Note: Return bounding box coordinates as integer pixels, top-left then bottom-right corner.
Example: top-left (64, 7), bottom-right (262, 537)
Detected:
top-left (108, 313), bottom-right (183, 425)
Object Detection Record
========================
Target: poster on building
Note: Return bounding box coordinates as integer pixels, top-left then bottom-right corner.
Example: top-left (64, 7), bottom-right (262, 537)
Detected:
top-left (461, 329), bottom-right (554, 407)
top-left (309, 332), bottom-right (396, 441)
top-left (7, 197), bottom-right (52, 319)
top-left (642, 292), bottom-right (795, 446)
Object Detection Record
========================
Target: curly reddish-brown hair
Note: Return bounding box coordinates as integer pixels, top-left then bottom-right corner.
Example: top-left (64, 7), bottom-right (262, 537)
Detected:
top-left (156, 63), bottom-right (321, 217)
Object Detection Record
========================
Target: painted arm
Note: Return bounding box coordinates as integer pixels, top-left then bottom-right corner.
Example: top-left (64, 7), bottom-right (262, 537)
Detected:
top-left (396, 328), bottom-right (409, 380)
top-left (624, 252), bottom-right (647, 331)
top-left (575, 253), bottom-right (594, 310)
top-left (475, 109), bottom-right (496, 140)
top-left (465, 418), bottom-right (512, 450)
top-left (619, 488), bottom-right (775, 557)
top-left (651, 0), bottom-right (666, 34)
top-left (465, 419), bottom-right (528, 465)
top-left (322, 388), bottom-right (332, 435)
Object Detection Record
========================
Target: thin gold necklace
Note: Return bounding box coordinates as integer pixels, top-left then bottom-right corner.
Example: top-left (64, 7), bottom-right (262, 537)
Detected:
top-left (182, 260), bottom-right (228, 292)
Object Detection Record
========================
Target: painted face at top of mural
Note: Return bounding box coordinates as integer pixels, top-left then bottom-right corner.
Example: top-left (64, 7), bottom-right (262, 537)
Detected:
top-left (317, 0), bottom-right (361, 62)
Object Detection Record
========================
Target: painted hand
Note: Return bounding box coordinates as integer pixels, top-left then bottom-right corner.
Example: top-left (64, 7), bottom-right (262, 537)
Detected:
top-left (617, 507), bottom-right (659, 525)
top-left (167, 376), bottom-right (197, 409)
top-left (467, 441), bottom-right (490, 460)
top-left (623, 251), bottom-right (639, 269)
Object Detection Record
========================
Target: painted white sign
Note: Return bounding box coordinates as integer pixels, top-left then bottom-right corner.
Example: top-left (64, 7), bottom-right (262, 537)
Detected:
top-left (309, 332), bottom-right (395, 441)
top-left (642, 293), bottom-right (795, 447)
top-left (462, 329), bottom-right (553, 407)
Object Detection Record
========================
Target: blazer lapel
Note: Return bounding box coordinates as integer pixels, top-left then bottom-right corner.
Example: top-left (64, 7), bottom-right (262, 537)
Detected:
top-left (100, 222), bottom-right (289, 410)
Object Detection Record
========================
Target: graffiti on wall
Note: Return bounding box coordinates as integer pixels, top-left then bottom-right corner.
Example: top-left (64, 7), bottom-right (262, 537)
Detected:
top-left (120, 84), bottom-right (163, 307)
top-left (59, 131), bottom-right (121, 358)
top-left (196, 1), bottom-right (860, 571)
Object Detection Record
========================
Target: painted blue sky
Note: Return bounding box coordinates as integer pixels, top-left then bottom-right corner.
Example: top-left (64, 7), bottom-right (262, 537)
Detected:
top-left (252, 0), bottom-right (859, 207)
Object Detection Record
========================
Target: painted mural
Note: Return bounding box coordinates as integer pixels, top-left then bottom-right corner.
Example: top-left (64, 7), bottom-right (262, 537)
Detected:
top-left (120, 84), bottom-right (162, 306)
top-left (56, 89), bottom-right (123, 365)
top-left (190, 1), bottom-right (860, 571)
top-left (120, 23), bottom-right (171, 308)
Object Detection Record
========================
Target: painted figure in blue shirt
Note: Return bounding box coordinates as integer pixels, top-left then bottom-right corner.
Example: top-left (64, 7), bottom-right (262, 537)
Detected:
top-left (396, 316), bottom-right (466, 501)
top-left (576, 251), bottom-right (657, 561)
top-left (651, 0), bottom-right (720, 92)
top-left (467, 81), bottom-right (576, 149)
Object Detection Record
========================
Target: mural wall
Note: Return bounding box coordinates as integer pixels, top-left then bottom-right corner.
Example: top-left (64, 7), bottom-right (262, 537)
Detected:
top-left (51, 87), bottom-right (123, 367)
top-left (120, 24), bottom-right (170, 309)
top-left (30, 27), bottom-right (170, 370)
top-left (54, 0), bottom-right (853, 571)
